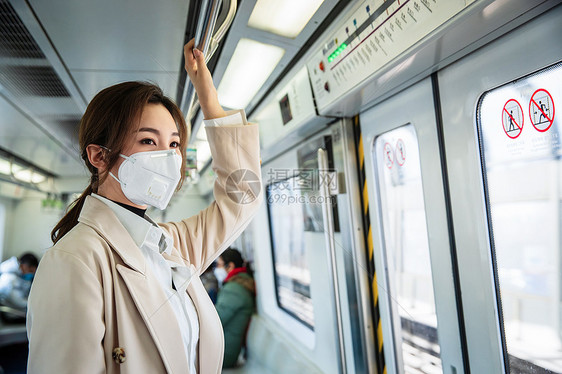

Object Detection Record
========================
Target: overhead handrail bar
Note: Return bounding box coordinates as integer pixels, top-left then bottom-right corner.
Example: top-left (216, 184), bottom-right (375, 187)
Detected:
top-left (180, 0), bottom-right (221, 119)
top-left (206, 0), bottom-right (237, 61)
top-left (186, 0), bottom-right (237, 134)
top-left (181, 0), bottom-right (237, 125)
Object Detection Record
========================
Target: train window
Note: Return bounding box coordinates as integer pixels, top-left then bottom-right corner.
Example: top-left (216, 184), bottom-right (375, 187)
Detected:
top-left (373, 124), bottom-right (443, 373)
top-left (266, 177), bottom-right (315, 329)
top-left (477, 62), bottom-right (562, 373)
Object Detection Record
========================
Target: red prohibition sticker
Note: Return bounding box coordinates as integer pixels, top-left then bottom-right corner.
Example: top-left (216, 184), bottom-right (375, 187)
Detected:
top-left (502, 99), bottom-right (524, 139)
top-left (529, 88), bottom-right (555, 132)
top-left (383, 142), bottom-right (394, 169)
top-left (396, 139), bottom-right (406, 166)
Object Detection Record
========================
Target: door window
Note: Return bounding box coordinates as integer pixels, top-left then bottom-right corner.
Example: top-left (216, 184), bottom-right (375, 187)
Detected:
top-left (373, 124), bottom-right (443, 373)
top-left (477, 62), bottom-right (562, 373)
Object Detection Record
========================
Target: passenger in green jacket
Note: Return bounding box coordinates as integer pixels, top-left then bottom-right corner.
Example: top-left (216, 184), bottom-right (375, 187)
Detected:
top-left (215, 248), bottom-right (256, 368)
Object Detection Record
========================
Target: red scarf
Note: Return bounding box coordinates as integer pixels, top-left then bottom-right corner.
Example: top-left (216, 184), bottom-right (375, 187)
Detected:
top-left (224, 267), bottom-right (247, 283)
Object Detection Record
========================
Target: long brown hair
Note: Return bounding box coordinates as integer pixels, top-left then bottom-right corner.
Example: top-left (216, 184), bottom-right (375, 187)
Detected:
top-left (51, 81), bottom-right (189, 243)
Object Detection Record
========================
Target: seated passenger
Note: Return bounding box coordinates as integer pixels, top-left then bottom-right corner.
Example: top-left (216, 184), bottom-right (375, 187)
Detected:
top-left (0, 252), bottom-right (39, 311)
top-left (215, 248), bottom-right (255, 368)
top-left (18, 253), bottom-right (39, 283)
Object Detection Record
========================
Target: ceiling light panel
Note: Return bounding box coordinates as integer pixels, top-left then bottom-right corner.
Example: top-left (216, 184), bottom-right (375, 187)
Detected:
top-left (217, 38), bottom-right (285, 109)
top-left (247, 0), bottom-right (325, 39)
top-left (0, 159), bottom-right (12, 175)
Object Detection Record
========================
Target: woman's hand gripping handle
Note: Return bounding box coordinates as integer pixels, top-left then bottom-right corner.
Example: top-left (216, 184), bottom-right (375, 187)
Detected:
top-left (184, 39), bottom-right (227, 120)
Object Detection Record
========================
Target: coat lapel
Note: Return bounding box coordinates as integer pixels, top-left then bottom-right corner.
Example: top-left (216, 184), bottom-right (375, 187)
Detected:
top-left (78, 196), bottom-right (189, 373)
top-left (78, 196), bottom-right (146, 274)
top-left (117, 264), bottom-right (189, 373)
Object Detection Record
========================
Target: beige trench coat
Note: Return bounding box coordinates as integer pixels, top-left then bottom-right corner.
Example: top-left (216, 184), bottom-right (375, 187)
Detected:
top-left (26, 124), bottom-right (262, 374)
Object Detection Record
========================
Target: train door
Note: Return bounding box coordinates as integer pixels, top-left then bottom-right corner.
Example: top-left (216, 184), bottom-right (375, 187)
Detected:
top-left (360, 78), bottom-right (465, 374)
top-left (254, 121), bottom-right (369, 373)
top-left (439, 5), bottom-right (562, 373)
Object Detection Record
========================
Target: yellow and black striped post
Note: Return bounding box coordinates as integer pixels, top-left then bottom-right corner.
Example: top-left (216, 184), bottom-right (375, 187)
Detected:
top-left (353, 115), bottom-right (386, 374)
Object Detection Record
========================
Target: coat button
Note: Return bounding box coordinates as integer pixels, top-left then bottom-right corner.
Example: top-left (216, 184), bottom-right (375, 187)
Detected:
top-left (112, 347), bottom-right (126, 364)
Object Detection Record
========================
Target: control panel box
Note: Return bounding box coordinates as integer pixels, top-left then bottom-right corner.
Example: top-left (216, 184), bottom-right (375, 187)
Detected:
top-left (307, 0), bottom-right (470, 113)
top-left (251, 67), bottom-right (318, 150)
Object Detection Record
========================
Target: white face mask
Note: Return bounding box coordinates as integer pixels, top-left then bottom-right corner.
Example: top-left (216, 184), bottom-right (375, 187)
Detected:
top-left (214, 267), bottom-right (228, 286)
top-left (109, 149), bottom-right (182, 210)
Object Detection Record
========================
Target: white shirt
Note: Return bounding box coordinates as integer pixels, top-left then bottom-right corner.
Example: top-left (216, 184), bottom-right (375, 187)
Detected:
top-left (92, 110), bottom-right (248, 373)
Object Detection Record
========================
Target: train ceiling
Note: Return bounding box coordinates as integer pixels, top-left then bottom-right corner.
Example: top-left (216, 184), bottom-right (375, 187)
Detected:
top-left (0, 0), bottom-right (346, 185)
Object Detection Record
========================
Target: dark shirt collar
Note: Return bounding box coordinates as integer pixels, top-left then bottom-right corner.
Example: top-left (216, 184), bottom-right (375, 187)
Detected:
top-left (111, 199), bottom-right (147, 218)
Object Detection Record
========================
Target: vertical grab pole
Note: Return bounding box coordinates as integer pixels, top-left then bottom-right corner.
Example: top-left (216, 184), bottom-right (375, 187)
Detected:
top-left (318, 148), bottom-right (347, 374)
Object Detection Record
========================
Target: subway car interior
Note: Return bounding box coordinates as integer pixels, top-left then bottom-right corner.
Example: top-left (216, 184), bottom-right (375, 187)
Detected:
top-left (0, 0), bottom-right (561, 373)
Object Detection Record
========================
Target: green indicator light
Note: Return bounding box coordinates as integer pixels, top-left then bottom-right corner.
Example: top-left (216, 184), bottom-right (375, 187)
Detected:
top-left (327, 41), bottom-right (350, 64)
top-left (329, 41), bottom-right (351, 62)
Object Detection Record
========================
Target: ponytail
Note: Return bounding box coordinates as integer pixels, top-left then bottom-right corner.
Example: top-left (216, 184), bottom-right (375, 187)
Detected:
top-left (51, 184), bottom-right (93, 244)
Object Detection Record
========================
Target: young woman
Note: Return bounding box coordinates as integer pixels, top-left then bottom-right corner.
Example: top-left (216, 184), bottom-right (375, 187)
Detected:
top-left (26, 39), bottom-right (262, 374)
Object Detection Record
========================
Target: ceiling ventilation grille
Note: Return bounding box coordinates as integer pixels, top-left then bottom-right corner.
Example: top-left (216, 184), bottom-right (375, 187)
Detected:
top-left (0, 65), bottom-right (70, 97)
top-left (0, 0), bottom-right (45, 59)
top-left (0, 1), bottom-right (70, 97)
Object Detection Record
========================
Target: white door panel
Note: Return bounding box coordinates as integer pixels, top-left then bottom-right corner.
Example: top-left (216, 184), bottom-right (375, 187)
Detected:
top-left (439, 5), bottom-right (562, 373)
top-left (361, 77), bottom-right (464, 374)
